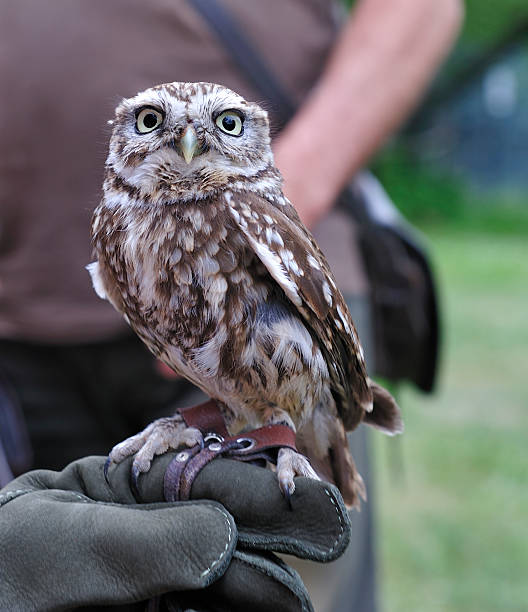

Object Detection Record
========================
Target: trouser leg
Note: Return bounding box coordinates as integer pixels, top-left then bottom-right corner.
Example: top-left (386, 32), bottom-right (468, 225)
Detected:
top-left (285, 294), bottom-right (378, 612)
top-left (0, 336), bottom-right (204, 472)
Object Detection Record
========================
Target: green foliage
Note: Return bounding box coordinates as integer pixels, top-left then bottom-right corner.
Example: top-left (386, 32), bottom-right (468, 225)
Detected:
top-left (372, 145), bottom-right (466, 225)
top-left (459, 0), bottom-right (528, 46)
top-left (374, 229), bottom-right (528, 612)
top-left (372, 145), bottom-right (528, 235)
top-left (342, 0), bottom-right (528, 47)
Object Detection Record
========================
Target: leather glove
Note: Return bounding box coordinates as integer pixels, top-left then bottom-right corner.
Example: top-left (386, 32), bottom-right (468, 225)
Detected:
top-left (0, 454), bottom-right (351, 612)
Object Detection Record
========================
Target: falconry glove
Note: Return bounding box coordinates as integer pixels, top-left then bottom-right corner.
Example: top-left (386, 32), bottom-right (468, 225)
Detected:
top-left (0, 453), bottom-right (350, 611)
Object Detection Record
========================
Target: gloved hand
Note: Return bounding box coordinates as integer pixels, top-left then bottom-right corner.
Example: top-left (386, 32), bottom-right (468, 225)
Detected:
top-left (0, 454), bottom-right (350, 612)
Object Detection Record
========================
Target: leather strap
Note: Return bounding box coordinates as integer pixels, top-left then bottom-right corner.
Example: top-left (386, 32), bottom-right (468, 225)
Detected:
top-left (164, 424), bottom-right (297, 502)
top-left (178, 399), bottom-right (229, 438)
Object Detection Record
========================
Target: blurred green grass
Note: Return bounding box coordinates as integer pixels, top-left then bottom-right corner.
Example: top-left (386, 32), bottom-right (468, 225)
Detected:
top-left (374, 228), bottom-right (528, 611)
top-left (372, 145), bottom-right (528, 235)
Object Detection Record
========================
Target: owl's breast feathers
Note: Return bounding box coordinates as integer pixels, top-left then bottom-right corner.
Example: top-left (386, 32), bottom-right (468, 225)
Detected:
top-left (91, 187), bottom-right (373, 431)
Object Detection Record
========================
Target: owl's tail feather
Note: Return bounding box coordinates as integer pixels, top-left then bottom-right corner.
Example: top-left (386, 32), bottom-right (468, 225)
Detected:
top-left (327, 426), bottom-right (366, 510)
top-left (363, 379), bottom-right (404, 435)
top-left (299, 419), bottom-right (366, 510)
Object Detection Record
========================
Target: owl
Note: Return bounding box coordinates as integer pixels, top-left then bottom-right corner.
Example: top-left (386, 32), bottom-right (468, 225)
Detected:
top-left (89, 82), bottom-right (402, 508)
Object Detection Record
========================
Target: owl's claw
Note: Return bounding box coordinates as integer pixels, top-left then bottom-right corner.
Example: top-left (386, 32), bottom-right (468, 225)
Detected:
top-left (280, 478), bottom-right (294, 511)
top-left (105, 416), bottom-right (203, 491)
top-left (131, 464), bottom-right (142, 499)
top-left (103, 456), bottom-right (112, 484)
top-left (277, 447), bottom-right (320, 508)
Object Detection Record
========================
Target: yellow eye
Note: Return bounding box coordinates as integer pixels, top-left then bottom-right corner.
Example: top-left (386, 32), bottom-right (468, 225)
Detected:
top-left (215, 111), bottom-right (244, 136)
top-left (136, 108), bottom-right (164, 133)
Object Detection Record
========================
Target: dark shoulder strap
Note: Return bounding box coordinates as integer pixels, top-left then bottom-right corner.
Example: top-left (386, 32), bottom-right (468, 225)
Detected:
top-left (187, 0), bottom-right (296, 127)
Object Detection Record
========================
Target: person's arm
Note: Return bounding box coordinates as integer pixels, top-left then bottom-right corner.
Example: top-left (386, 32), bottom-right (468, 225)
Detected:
top-left (273, 0), bottom-right (464, 227)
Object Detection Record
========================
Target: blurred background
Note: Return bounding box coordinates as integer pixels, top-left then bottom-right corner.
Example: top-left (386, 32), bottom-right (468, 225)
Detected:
top-left (368, 1), bottom-right (528, 610)
top-left (1, 1), bottom-right (526, 610)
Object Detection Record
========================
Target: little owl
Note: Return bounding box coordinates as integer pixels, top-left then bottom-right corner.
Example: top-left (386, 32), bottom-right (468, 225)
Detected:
top-left (89, 82), bottom-right (402, 508)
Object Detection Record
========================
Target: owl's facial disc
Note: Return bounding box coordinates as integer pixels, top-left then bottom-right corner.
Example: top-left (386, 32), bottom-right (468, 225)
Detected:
top-left (106, 82), bottom-right (277, 203)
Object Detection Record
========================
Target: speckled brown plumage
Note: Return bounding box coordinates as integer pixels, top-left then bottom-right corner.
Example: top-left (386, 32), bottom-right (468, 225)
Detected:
top-left (89, 82), bottom-right (402, 506)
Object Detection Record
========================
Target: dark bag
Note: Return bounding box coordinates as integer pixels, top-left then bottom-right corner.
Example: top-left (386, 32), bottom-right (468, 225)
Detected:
top-left (340, 174), bottom-right (439, 391)
top-left (188, 0), bottom-right (440, 392)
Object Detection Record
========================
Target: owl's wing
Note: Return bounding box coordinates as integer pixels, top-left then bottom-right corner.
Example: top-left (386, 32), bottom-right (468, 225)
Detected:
top-left (224, 190), bottom-right (372, 428)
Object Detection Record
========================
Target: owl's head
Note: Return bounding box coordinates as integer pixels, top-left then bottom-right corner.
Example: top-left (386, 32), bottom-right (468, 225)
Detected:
top-left (105, 82), bottom-right (278, 204)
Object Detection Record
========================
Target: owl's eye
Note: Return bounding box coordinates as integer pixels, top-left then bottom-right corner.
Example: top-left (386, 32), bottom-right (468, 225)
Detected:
top-left (136, 108), bottom-right (164, 133)
top-left (215, 111), bottom-right (244, 136)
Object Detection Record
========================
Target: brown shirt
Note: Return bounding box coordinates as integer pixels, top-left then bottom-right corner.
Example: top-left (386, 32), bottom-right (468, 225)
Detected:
top-left (0, 0), bottom-right (339, 343)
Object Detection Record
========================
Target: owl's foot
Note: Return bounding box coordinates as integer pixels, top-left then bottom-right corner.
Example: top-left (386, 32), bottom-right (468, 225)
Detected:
top-left (105, 415), bottom-right (203, 489)
top-left (276, 447), bottom-right (320, 505)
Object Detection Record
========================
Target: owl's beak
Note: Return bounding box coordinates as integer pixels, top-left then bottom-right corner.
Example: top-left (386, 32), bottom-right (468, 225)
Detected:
top-left (179, 125), bottom-right (199, 164)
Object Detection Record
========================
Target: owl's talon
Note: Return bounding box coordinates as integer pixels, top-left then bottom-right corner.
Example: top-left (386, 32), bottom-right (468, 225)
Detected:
top-left (279, 477), bottom-right (295, 511)
top-left (130, 464), bottom-right (142, 498)
top-left (103, 456), bottom-right (112, 483)
top-left (106, 416), bottom-right (204, 494)
top-left (276, 447), bottom-right (319, 505)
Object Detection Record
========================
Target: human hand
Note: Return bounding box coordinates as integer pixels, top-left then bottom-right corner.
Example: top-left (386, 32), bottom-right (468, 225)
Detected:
top-left (0, 454), bottom-right (351, 611)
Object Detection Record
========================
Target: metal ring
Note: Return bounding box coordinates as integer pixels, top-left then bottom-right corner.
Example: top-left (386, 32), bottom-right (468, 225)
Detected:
top-left (233, 437), bottom-right (256, 453)
top-left (204, 432), bottom-right (225, 445)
